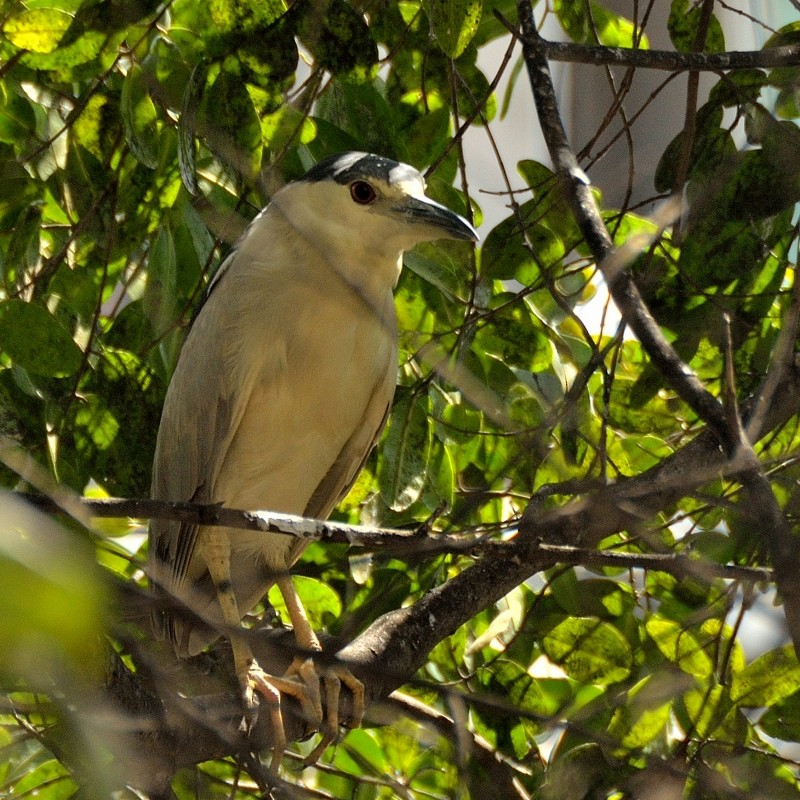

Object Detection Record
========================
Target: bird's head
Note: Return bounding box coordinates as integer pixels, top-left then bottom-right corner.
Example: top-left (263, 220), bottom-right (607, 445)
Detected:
top-left (271, 152), bottom-right (478, 286)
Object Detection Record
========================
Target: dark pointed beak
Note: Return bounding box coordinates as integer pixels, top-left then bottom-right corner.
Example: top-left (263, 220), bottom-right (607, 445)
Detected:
top-left (397, 196), bottom-right (479, 242)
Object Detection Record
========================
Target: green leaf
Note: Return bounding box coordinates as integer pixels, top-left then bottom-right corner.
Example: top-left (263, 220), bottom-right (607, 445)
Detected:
top-left (608, 696), bottom-right (671, 750)
top-left (645, 616), bottom-right (714, 678)
top-left (262, 103), bottom-right (316, 154)
top-left (555, 0), bottom-right (648, 48)
top-left (209, 0), bottom-right (287, 31)
top-left (20, 28), bottom-right (106, 70)
top-left (482, 203), bottom-right (565, 283)
top-left (315, 79), bottom-right (400, 159)
top-left (296, 0), bottom-right (378, 80)
top-left (543, 617), bottom-right (632, 685)
top-left (202, 67), bottom-right (262, 180)
top-left (404, 248), bottom-right (459, 300)
top-left (731, 645), bottom-right (800, 707)
top-left (422, 439), bottom-right (455, 509)
top-left (423, 0), bottom-right (483, 59)
top-left (0, 86), bottom-right (36, 144)
top-left (0, 492), bottom-right (106, 684)
top-left (268, 575), bottom-right (342, 630)
top-left (378, 391), bottom-right (432, 511)
top-left (760, 689), bottom-right (800, 741)
top-left (7, 759), bottom-right (76, 799)
top-left (2, 8), bottom-right (72, 53)
top-left (143, 226), bottom-right (180, 376)
top-left (0, 299), bottom-right (82, 377)
top-left (66, 348), bottom-right (162, 496)
top-left (655, 104), bottom-right (736, 193)
top-left (668, 0), bottom-right (725, 53)
top-left (494, 658), bottom-right (549, 715)
top-left (121, 63), bottom-right (159, 169)
top-left (679, 682), bottom-right (736, 740)
top-left (178, 61), bottom-right (208, 195)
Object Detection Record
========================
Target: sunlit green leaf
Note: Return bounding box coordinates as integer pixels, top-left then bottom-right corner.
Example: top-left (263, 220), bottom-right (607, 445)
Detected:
top-left (731, 645), bottom-right (800, 707)
top-left (645, 616), bottom-right (714, 678)
top-left (268, 575), bottom-right (342, 629)
top-left (543, 617), bottom-right (632, 685)
top-left (209, 0), bottom-right (287, 31)
top-left (555, 0), bottom-right (649, 48)
top-left (2, 8), bottom-right (72, 53)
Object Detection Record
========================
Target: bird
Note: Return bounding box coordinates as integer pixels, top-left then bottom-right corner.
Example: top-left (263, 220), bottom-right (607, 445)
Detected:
top-left (147, 151), bottom-right (478, 769)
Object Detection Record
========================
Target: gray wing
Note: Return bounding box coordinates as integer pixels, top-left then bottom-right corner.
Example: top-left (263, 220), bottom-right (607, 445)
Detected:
top-left (147, 276), bottom-right (248, 642)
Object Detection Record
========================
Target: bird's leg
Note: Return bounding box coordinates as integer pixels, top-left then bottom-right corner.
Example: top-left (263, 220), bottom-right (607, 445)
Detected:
top-left (275, 574), bottom-right (365, 764)
top-left (202, 530), bottom-right (319, 771)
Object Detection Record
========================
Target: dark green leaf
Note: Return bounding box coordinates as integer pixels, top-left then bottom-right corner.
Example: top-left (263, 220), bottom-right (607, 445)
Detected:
top-left (315, 79), bottom-right (400, 159)
top-left (424, 0), bottom-right (483, 59)
top-left (202, 67), bottom-right (262, 180)
top-left (178, 61), bottom-right (208, 195)
top-left (668, 0), bottom-right (725, 53)
top-left (760, 690), bottom-right (800, 741)
top-left (120, 63), bottom-right (159, 169)
top-left (0, 86), bottom-right (36, 144)
top-left (0, 299), bottom-right (82, 377)
top-left (296, 0), bottom-right (378, 80)
top-left (378, 391), bottom-right (432, 511)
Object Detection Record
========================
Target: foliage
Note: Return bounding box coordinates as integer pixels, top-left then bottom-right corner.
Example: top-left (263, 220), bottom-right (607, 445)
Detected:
top-left (1, 0), bottom-right (800, 798)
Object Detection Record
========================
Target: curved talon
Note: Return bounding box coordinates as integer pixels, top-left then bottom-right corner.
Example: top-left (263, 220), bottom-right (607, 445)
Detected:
top-left (244, 660), bottom-right (325, 773)
top-left (235, 654), bottom-right (365, 772)
top-left (302, 664), bottom-right (365, 766)
top-left (282, 656), bottom-right (323, 729)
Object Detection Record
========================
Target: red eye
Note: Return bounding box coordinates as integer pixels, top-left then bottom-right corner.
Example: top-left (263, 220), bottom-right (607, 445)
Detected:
top-left (350, 180), bottom-right (377, 205)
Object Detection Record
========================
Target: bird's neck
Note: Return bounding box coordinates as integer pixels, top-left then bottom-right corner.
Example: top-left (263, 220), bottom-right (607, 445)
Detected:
top-left (271, 198), bottom-right (403, 313)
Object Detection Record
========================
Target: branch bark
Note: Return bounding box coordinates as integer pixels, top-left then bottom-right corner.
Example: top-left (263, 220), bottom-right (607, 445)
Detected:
top-left (538, 39), bottom-right (800, 72)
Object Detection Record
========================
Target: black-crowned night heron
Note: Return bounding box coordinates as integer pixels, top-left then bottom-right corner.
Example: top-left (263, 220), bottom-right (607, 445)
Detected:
top-left (148, 151), bottom-right (477, 768)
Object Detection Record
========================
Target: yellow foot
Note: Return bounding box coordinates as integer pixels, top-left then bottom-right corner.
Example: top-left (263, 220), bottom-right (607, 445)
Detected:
top-left (239, 657), bottom-right (364, 772)
top-left (281, 658), bottom-right (364, 766)
top-left (242, 660), bottom-right (324, 774)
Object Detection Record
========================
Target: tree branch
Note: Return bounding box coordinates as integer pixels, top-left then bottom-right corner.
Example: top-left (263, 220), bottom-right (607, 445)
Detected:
top-left (539, 39), bottom-right (800, 72)
top-left (496, 10), bottom-right (800, 72)
top-left (516, 0), bottom-right (733, 450)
